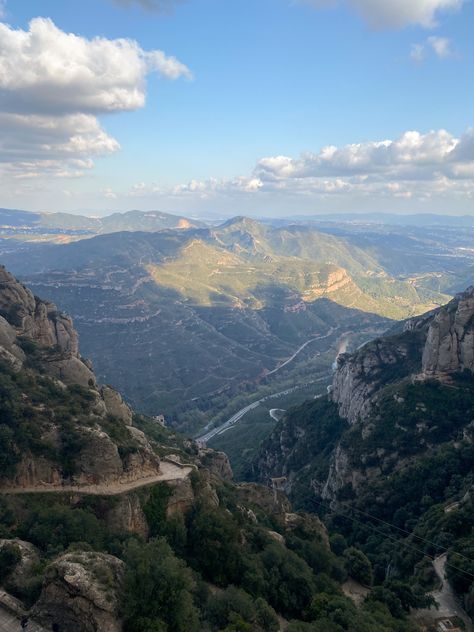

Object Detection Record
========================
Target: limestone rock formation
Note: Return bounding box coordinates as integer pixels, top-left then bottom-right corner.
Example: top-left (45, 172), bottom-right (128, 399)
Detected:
top-left (32, 551), bottom-right (124, 632)
top-left (105, 493), bottom-right (149, 539)
top-left (332, 336), bottom-right (419, 424)
top-left (0, 266), bottom-right (161, 490)
top-left (198, 448), bottom-right (233, 481)
top-left (422, 287), bottom-right (474, 376)
top-left (101, 385), bottom-right (133, 426)
top-left (0, 266), bottom-right (94, 387)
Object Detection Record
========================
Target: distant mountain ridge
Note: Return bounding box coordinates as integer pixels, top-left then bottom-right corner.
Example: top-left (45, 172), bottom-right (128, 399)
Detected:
top-left (0, 207), bottom-right (205, 243)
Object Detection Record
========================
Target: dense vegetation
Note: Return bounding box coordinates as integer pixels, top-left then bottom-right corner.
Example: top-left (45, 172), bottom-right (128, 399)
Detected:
top-left (0, 359), bottom-right (99, 479)
top-left (0, 477), bottom-right (422, 631)
top-left (251, 367), bottom-right (474, 623)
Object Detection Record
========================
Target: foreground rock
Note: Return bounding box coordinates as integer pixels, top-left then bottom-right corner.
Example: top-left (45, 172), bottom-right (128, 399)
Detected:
top-left (32, 551), bottom-right (124, 632)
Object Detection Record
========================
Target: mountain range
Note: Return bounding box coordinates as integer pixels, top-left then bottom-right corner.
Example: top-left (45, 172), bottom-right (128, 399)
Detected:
top-left (0, 214), bottom-right (452, 432)
top-left (0, 207), bottom-right (205, 244)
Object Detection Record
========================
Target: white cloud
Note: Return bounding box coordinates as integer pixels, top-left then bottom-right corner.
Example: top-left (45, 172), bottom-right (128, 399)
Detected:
top-left (0, 18), bottom-right (191, 116)
top-left (299, 0), bottom-right (464, 28)
top-left (411, 36), bottom-right (455, 63)
top-left (427, 35), bottom-right (454, 58)
top-left (112, 0), bottom-right (185, 12)
top-left (123, 128), bottom-right (474, 206)
top-left (0, 17), bottom-right (190, 181)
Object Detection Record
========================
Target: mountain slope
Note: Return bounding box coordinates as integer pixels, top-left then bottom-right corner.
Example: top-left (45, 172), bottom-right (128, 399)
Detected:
top-left (0, 267), bottom-right (421, 632)
top-left (251, 289), bottom-right (474, 624)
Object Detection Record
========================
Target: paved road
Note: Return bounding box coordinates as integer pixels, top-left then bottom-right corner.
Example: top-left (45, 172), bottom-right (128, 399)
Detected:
top-left (196, 375), bottom-right (330, 444)
top-left (0, 461), bottom-right (192, 497)
top-left (269, 409), bottom-right (286, 421)
top-left (265, 328), bottom-right (335, 377)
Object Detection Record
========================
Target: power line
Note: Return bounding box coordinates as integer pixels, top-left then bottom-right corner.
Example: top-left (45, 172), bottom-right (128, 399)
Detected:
top-left (323, 496), bottom-right (474, 567)
top-left (311, 497), bottom-right (474, 583)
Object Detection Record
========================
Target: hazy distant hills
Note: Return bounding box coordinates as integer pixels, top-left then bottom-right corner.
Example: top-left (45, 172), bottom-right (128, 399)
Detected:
top-left (0, 214), bottom-right (453, 429)
top-left (0, 207), bottom-right (205, 243)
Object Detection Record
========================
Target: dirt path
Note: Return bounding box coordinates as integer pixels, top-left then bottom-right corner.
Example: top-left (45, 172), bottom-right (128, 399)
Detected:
top-left (0, 461), bottom-right (192, 497)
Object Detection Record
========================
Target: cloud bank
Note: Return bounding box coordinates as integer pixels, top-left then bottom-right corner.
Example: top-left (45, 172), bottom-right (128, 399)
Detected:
top-left (0, 17), bottom-right (191, 178)
top-left (126, 129), bottom-right (474, 206)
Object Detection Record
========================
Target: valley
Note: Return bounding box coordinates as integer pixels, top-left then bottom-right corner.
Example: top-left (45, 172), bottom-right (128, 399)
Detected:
top-left (0, 214), bottom-right (457, 438)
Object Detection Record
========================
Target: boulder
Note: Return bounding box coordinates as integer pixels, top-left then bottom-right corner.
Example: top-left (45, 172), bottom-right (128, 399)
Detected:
top-left (32, 551), bottom-right (124, 632)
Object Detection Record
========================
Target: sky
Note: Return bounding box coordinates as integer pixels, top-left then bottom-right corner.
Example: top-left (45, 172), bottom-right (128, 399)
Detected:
top-left (0, 0), bottom-right (473, 218)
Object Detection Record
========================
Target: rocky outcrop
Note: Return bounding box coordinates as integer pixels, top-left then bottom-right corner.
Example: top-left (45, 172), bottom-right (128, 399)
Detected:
top-left (0, 266), bottom-right (161, 491)
top-left (166, 477), bottom-right (196, 516)
top-left (0, 266), bottom-right (94, 387)
top-left (32, 551), bottom-right (124, 632)
top-left (101, 385), bottom-right (133, 426)
top-left (422, 287), bottom-right (474, 376)
top-left (331, 288), bottom-right (474, 425)
top-left (332, 332), bottom-right (424, 424)
top-left (0, 539), bottom-right (40, 596)
top-left (105, 493), bottom-right (149, 539)
top-left (198, 448), bottom-right (233, 481)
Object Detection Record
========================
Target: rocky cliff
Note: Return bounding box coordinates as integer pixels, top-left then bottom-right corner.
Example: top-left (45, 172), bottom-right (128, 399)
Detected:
top-left (253, 286), bottom-right (474, 505)
top-left (0, 265), bottom-right (95, 387)
top-left (0, 266), bottom-right (160, 490)
top-left (332, 287), bottom-right (474, 424)
top-left (422, 286), bottom-right (474, 376)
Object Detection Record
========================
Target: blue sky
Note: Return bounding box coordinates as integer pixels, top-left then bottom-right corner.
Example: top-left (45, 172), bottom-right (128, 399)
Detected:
top-left (0, 0), bottom-right (473, 217)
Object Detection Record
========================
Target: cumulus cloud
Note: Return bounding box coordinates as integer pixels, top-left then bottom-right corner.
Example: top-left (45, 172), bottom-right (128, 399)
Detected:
top-left (124, 128), bottom-right (474, 205)
top-left (298, 0), bottom-right (464, 28)
top-left (255, 129), bottom-right (470, 180)
top-left (0, 17), bottom-right (191, 180)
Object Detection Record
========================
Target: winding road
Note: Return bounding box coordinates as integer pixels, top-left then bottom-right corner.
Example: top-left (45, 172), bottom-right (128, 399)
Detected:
top-left (196, 375), bottom-right (330, 444)
top-left (265, 328), bottom-right (336, 377)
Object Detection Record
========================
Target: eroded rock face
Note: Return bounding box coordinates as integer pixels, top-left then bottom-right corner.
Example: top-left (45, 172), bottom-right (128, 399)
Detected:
top-left (105, 493), bottom-right (149, 539)
top-left (198, 448), bottom-right (233, 481)
top-left (0, 266), bottom-right (95, 387)
top-left (0, 266), bottom-right (161, 491)
top-left (422, 287), bottom-right (474, 375)
top-left (332, 338), bottom-right (410, 423)
top-left (32, 551), bottom-right (124, 632)
top-left (166, 477), bottom-right (196, 516)
top-left (101, 386), bottom-right (133, 426)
